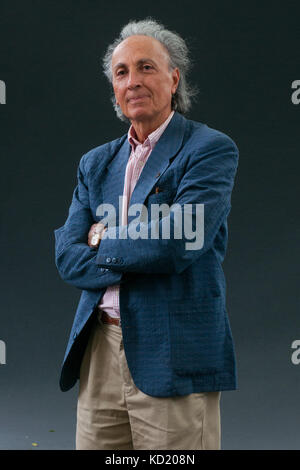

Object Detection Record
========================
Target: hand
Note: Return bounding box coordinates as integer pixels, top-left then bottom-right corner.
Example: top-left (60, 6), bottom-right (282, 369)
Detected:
top-left (88, 222), bottom-right (107, 248)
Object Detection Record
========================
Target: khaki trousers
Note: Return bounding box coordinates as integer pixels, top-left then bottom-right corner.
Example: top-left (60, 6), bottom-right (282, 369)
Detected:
top-left (76, 317), bottom-right (221, 450)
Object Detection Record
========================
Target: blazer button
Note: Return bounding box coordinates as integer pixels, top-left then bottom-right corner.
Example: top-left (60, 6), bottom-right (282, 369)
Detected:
top-left (106, 257), bottom-right (111, 263)
top-left (112, 257), bottom-right (117, 263)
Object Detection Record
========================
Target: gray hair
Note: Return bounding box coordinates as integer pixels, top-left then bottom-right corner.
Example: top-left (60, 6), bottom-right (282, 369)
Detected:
top-left (102, 18), bottom-right (198, 122)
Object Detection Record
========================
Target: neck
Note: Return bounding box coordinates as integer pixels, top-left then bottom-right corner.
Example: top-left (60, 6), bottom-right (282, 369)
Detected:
top-left (131, 108), bottom-right (172, 143)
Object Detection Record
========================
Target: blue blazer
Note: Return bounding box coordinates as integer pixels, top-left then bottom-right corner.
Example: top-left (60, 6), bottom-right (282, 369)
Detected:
top-left (54, 111), bottom-right (239, 396)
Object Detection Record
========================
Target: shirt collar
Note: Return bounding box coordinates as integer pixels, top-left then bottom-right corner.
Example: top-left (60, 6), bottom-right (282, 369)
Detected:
top-left (127, 110), bottom-right (175, 151)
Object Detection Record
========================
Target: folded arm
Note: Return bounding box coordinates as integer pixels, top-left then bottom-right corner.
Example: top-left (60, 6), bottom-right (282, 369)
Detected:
top-left (96, 135), bottom-right (239, 275)
top-left (54, 154), bottom-right (122, 291)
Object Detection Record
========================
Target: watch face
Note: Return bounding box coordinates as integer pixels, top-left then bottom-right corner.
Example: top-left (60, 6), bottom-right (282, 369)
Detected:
top-left (91, 233), bottom-right (100, 246)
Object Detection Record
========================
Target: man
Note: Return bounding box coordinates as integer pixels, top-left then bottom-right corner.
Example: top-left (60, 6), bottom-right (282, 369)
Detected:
top-left (54, 18), bottom-right (239, 450)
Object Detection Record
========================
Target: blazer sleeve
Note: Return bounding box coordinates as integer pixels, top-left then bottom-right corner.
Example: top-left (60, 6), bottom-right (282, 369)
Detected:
top-left (54, 154), bottom-right (122, 291)
top-left (96, 134), bottom-right (239, 275)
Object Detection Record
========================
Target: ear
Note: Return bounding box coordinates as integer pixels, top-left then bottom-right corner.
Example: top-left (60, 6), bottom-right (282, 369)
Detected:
top-left (171, 68), bottom-right (180, 94)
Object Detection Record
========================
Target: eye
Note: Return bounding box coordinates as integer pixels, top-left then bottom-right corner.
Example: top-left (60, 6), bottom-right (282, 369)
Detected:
top-left (116, 69), bottom-right (126, 76)
top-left (143, 64), bottom-right (153, 71)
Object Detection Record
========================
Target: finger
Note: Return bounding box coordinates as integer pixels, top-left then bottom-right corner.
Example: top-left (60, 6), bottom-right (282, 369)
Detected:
top-left (88, 224), bottom-right (98, 246)
top-left (95, 222), bottom-right (106, 234)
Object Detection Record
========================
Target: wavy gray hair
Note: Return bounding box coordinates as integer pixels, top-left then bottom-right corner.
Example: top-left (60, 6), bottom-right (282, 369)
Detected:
top-left (102, 18), bottom-right (198, 122)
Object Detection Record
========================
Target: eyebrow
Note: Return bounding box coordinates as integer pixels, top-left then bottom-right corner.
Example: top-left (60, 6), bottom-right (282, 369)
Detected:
top-left (113, 58), bottom-right (157, 72)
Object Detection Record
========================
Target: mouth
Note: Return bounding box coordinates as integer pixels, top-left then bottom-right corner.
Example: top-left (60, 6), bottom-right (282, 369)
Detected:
top-left (127, 95), bottom-right (149, 103)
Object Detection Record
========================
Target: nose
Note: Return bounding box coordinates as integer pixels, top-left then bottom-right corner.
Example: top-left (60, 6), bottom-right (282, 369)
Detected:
top-left (127, 68), bottom-right (141, 89)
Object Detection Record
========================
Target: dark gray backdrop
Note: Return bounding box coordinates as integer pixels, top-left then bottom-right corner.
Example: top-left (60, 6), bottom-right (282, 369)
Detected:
top-left (0, 0), bottom-right (299, 450)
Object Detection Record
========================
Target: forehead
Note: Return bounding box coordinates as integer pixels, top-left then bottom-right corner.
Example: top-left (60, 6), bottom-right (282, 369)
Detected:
top-left (112, 35), bottom-right (169, 66)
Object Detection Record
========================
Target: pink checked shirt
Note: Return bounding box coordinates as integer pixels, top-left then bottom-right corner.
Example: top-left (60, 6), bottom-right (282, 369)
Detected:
top-left (97, 110), bottom-right (175, 322)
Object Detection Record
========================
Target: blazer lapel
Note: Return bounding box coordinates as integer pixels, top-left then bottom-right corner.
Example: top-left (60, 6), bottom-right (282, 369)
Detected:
top-left (128, 111), bottom-right (186, 222)
top-left (100, 112), bottom-right (186, 227)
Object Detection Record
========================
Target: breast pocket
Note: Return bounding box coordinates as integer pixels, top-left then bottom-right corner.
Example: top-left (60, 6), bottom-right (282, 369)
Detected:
top-left (147, 187), bottom-right (175, 205)
top-left (145, 188), bottom-right (176, 227)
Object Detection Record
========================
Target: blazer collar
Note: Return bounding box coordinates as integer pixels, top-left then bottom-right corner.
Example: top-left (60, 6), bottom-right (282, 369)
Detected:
top-left (128, 111), bottom-right (186, 208)
top-left (101, 111), bottom-right (186, 226)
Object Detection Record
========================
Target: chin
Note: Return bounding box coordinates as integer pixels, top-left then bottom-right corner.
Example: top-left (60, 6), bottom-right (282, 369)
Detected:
top-left (124, 101), bottom-right (151, 117)
top-left (128, 112), bottom-right (151, 122)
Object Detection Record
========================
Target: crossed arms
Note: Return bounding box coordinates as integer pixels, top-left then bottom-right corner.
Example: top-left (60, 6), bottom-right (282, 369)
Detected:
top-left (54, 134), bottom-right (238, 291)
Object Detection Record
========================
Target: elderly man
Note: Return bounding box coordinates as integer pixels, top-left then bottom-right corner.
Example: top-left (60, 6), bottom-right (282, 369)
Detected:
top-left (54, 18), bottom-right (239, 450)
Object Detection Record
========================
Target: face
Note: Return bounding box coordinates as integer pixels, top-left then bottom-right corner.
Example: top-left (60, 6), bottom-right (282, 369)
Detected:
top-left (111, 35), bottom-right (180, 126)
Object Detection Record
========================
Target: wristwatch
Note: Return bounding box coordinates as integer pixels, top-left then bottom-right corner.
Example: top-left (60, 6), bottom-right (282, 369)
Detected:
top-left (91, 232), bottom-right (101, 248)
top-left (90, 223), bottom-right (106, 248)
